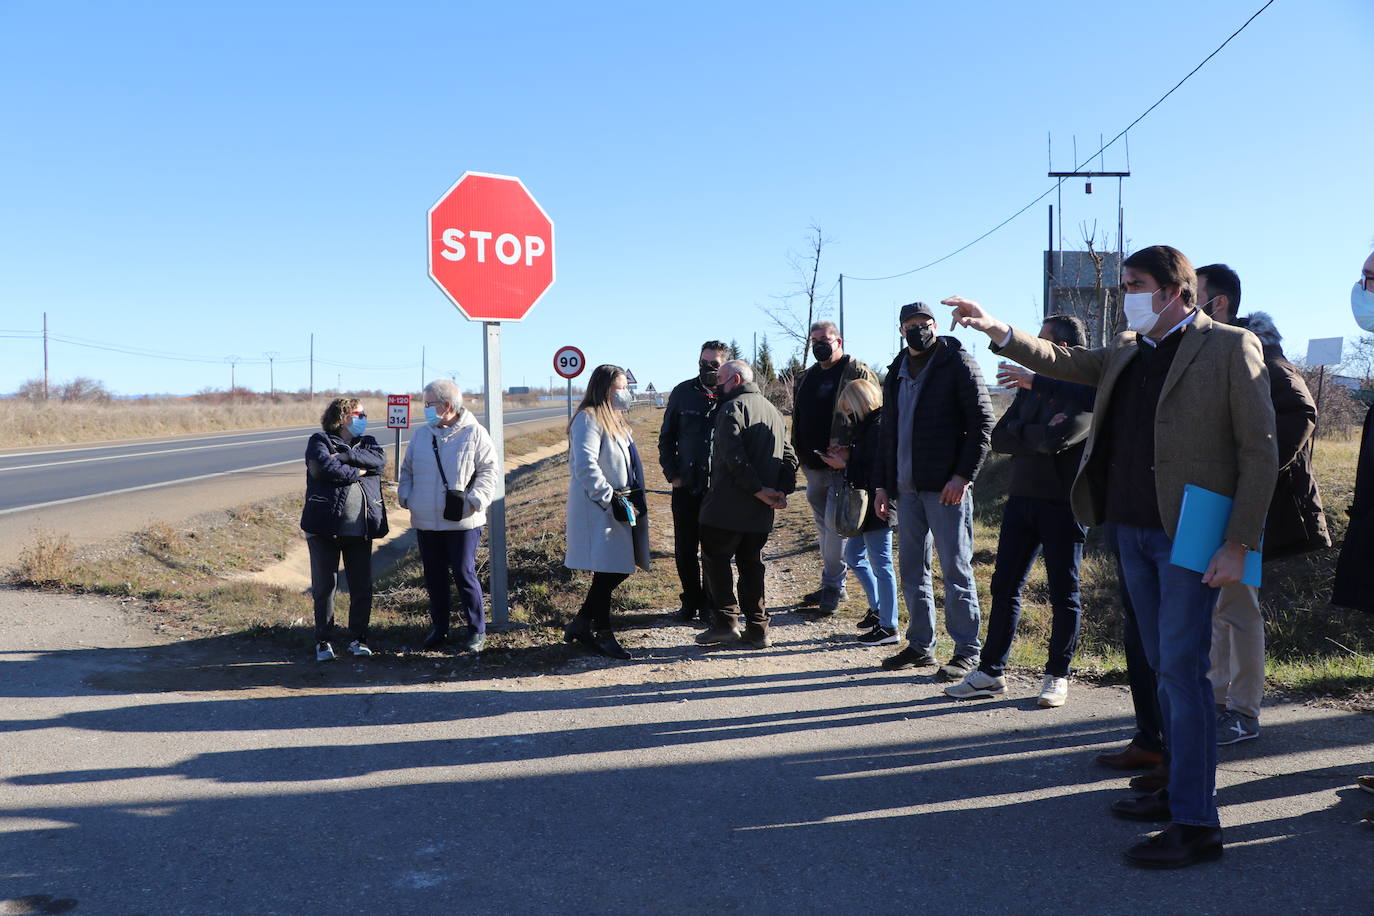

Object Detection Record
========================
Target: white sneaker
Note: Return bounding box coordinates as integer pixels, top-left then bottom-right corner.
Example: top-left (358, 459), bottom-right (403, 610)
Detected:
top-left (315, 641), bottom-right (335, 662)
top-left (347, 640), bottom-right (373, 657)
top-left (944, 669), bottom-right (1006, 699)
top-left (1038, 675), bottom-right (1069, 707)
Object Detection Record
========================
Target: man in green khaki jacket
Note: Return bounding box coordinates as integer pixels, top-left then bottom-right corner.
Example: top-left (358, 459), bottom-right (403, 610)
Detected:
top-left (945, 244), bottom-right (1277, 870)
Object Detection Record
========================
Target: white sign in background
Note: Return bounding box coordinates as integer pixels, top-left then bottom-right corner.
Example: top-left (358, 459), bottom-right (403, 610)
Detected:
top-left (1306, 337), bottom-right (1344, 368)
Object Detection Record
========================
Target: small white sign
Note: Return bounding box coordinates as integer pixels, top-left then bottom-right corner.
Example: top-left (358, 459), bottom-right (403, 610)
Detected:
top-left (386, 394), bottom-right (410, 429)
top-left (1306, 337), bottom-right (1344, 367)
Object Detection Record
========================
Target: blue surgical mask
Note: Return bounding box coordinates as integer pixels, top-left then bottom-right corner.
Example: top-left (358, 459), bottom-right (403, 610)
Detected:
top-left (1352, 282), bottom-right (1374, 332)
top-left (424, 406), bottom-right (441, 427)
top-left (348, 415), bottom-right (367, 437)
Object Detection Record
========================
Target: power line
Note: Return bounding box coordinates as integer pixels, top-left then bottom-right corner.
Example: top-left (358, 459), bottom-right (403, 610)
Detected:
top-left (845, 0), bottom-right (1277, 283)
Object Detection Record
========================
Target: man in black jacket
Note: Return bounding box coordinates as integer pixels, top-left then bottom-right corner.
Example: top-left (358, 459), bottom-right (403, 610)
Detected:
top-left (874, 302), bottom-right (995, 679)
top-left (944, 315), bottom-right (1092, 707)
top-left (659, 340), bottom-right (729, 624)
top-left (696, 360), bottom-right (799, 650)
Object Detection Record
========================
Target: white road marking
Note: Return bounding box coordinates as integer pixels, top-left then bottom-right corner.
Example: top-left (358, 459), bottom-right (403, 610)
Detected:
top-left (0, 460), bottom-right (300, 516)
top-left (0, 434), bottom-right (308, 473)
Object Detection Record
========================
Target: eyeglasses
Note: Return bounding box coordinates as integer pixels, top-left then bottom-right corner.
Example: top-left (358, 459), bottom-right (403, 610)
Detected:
top-left (423, 401), bottom-right (443, 408)
top-left (350, 411), bottom-right (367, 419)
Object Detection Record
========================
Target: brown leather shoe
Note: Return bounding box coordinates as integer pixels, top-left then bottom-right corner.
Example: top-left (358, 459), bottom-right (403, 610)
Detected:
top-left (1130, 762), bottom-right (1169, 792)
top-left (1111, 788), bottom-right (1171, 822)
top-left (1094, 742), bottom-right (1164, 771)
top-left (1124, 823), bottom-right (1223, 869)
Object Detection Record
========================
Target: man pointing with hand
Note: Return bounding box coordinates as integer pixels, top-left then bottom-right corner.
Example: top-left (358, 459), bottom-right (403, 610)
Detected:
top-left (944, 244), bottom-right (1277, 870)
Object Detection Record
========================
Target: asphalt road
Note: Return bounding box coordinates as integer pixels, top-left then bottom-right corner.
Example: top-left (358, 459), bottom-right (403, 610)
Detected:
top-left (0, 406), bottom-right (567, 515)
top-left (1, 588), bottom-right (1372, 915)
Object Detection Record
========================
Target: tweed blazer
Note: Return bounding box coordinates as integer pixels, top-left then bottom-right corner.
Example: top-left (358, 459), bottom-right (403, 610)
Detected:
top-left (996, 311), bottom-right (1278, 547)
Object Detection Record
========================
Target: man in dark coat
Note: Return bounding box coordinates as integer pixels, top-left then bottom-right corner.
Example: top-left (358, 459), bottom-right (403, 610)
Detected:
top-left (874, 302), bottom-right (995, 681)
top-left (697, 360), bottom-right (799, 650)
top-left (659, 340), bottom-right (729, 624)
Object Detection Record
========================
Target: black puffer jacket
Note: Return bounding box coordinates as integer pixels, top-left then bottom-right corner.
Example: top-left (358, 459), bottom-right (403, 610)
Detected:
top-left (658, 377), bottom-right (718, 494)
top-left (300, 432), bottom-right (389, 539)
top-left (990, 380), bottom-right (1092, 503)
top-left (843, 409), bottom-right (889, 533)
top-left (878, 337), bottom-right (994, 494)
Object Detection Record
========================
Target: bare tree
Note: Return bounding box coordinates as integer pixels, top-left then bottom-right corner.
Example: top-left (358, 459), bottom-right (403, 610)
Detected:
top-left (760, 224), bottom-right (833, 369)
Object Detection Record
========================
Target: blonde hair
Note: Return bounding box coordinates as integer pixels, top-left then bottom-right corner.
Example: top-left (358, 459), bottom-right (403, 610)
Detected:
top-left (321, 397), bottom-right (361, 435)
top-left (837, 378), bottom-right (881, 420)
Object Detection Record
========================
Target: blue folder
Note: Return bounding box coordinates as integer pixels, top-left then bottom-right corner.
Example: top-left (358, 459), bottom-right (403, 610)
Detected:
top-left (1169, 484), bottom-right (1262, 588)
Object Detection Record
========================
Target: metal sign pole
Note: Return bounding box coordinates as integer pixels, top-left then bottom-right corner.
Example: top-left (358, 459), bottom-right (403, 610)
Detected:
top-left (483, 321), bottom-right (508, 625)
top-left (567, 378), bottom-right (572, 424)
top-left (394, 428), bottom-right (401, 482)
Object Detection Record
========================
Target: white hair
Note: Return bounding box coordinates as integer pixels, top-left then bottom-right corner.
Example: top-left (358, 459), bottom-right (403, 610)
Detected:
top-left (1241, 311), bottom-right (1282, 349)
top-left (720, 359), bottom-right (753, 385)
top-left (423, 378), bottom-right (463, 411)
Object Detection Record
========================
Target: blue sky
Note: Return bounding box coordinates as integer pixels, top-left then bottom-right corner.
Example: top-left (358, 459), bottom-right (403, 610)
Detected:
top-left (2, 0), bottom-right (1371, 399)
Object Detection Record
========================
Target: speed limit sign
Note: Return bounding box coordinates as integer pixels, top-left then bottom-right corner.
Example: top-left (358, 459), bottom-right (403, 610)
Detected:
top-left (553, 345), bottom-right (586, 379)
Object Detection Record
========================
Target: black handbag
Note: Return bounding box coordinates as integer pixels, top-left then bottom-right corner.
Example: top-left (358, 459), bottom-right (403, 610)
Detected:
top-left (432, 433), bottom-right (478, 522)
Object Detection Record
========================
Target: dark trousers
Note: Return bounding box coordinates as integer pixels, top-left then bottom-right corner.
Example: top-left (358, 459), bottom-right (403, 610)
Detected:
top-left (416, 528), bottom-right (485, 635)
top-left (980, 496), bottom-right (1085, 678)
top-left (575, 571), bottom-right (631, 630)
top-left (306, 534), bottom-right (373, 643)
top-left (670, 487), bottom-right (713, 611)
top-left (700, 524), bottom-right (770, 632)
top-left (1104, 523), bottom-right (1166, 755)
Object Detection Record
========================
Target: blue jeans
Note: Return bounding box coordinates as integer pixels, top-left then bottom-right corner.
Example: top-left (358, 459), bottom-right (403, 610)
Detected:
top-left (1116, 524), bottom-right (1220, 827)
top-left (896, 490), bottom-right (981, 658)
top-left (980, 496), bottom-right (1084, 678)
top-left (843, 527), bottom-right (899, 630)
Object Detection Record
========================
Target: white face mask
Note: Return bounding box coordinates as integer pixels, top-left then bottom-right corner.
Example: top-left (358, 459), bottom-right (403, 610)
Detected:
top-left (1352, 281), bottom-right (1374, 333)
top-left (1122, 288), bottom-right (1178, 336)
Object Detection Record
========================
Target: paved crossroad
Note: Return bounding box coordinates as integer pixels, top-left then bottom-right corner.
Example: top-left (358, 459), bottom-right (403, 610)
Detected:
top-left (0, 406), bottom-right (567, 515)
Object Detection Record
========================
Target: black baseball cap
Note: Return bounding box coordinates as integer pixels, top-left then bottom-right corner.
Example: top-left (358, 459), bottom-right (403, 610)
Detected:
top-left (898, 302), bottom-right (936, 324)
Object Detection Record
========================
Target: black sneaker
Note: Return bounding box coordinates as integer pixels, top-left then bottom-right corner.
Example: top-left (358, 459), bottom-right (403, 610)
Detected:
top-left (817, 585), bottom-right (846, 614)
top-left (798, 588), bottom-right (824, 607)
top-left (673, 605), bottom-right (699, 623)
top-left (857, 610), bottom-right (880, 630)
top-left (458, 629), bottom-right (486, 653)
top-left (857, 626), bottom-right (899, 646)
top-left (881, 646), bottom-right (936, 670)
top-left (936, 655), bottom-right (979, 682)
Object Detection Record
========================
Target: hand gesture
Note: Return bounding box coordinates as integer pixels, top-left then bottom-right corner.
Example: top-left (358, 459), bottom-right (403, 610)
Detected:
top-left (942, 296), bottom-right (1011, 341)
top-left (996, 362), bottom-right (1034, 391)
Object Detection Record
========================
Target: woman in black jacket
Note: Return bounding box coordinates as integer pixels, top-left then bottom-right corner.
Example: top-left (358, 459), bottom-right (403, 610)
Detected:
top-left (301, 397), bottom-right (388, 661)
top-left (820, 378), bottom-right (899, 645)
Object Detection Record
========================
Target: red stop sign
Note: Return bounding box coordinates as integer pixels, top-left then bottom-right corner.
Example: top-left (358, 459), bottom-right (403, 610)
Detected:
top-left (427, 172), bottom-right (555, 322)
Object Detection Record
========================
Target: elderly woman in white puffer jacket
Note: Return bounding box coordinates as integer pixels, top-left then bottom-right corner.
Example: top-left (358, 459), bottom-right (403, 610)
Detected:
top-left (399, 379), bottom-right (499, 653)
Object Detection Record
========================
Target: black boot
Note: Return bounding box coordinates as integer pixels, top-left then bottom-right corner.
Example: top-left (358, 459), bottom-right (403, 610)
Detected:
top-left (591, 629), bottom-right (631, 660)
top-left (564, 615), bottom-right (599, 654)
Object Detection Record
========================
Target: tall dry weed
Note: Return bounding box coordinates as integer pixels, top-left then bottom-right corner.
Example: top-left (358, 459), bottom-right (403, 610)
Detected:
top-left (13, 531), bottom-right (75, 586)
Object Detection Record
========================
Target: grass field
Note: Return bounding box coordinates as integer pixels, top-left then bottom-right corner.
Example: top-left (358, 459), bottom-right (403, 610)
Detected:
top-left (11, 409), bottom-right (1373, 703)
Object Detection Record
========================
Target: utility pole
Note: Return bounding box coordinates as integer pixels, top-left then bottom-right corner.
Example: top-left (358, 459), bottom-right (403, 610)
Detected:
top-left (226, 355), bottom-right (241, 397)
top-left (42, 312), bottom-right (49, 400)
top-left (838, 274), bottom-right (845, 342)
top-left (309, 333), bottom-right (314, 400)
top-left (421, 345), bottom-right (426, 392)
top-left (264, 351), bottom-right (278, 400)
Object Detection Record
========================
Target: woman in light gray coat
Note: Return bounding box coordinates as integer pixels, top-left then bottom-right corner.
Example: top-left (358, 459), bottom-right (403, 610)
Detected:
top-left (564, 364), bottom-right (651, 659)
top-left (399, 379), bottom-right (499, 653)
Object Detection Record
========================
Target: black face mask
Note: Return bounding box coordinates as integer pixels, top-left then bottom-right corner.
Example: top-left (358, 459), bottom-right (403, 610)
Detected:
top-left (698, 360), bottom-right (721, 388)
top-left (905, 325), bottom-right (936, 351)
top-left (811, 340), bottom-right (834, 363)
